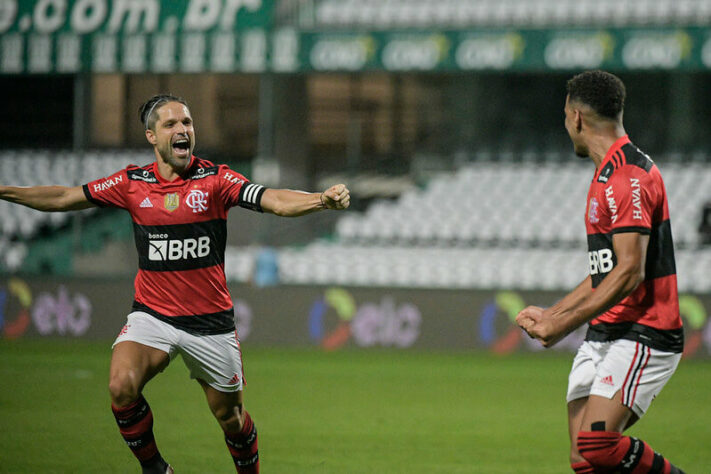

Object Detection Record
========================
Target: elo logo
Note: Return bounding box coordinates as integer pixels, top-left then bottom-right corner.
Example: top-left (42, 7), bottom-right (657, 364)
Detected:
top-left (309, 288), bottom-right (421, 350)
top-left (479, 291), bottom-right (585, 354)
top-left (0, 278), bottom-right (92, 339)
top-left (479, 291), bottom-right (527, 354)
top-left (0, 278), bottom-right (32, 339)
top-left (309, 288), bottom-right (355, 350)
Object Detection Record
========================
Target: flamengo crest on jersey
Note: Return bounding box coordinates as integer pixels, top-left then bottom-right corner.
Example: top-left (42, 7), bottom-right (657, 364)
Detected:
top-left (82, 157), bottom-right (267, 335)
top-left (584, 136), bottom-right (682, 353)
top-left (186, 189), bottom-right (209, 212)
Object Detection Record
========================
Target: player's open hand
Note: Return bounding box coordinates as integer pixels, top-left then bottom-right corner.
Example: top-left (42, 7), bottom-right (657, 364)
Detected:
top-left (321, 184), bottom-right (350, 210)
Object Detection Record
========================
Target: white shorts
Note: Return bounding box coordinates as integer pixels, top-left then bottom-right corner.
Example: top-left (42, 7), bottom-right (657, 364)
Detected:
top-left (113, 311), bottom-right (244, 393)
top-left (566, 339), bottom-right (681, 418)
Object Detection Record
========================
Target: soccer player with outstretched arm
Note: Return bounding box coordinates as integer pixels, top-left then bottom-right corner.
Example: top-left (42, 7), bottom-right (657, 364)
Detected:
top-left (0, 94), bottom-right (350, 473)
top-left (516, 71), bottom-right (685, 474)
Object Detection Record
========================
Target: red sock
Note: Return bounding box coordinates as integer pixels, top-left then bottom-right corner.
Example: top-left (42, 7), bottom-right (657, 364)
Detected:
top-left (224, 411), bottom-right (259, 473)
top-left (577, 431), bottom-right (684, 473)
top-left (571, 460), bottom-right (594, 473)
top-left (111, 395), bottom-right (166, 469)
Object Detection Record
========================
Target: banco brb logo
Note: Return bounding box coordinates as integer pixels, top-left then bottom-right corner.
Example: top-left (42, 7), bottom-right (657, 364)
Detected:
top-left (148, 236), bottom-right (210, 261)
top-left (309, 288), bottom-right (421, 350)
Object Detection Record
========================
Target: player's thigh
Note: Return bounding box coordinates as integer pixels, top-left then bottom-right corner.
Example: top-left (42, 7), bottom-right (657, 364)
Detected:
top-left (568, 397), bottom-right (588, 443)
top-left (110, 312), bottom-right (177, 394)
top-left (595, 339), bottom-right (680, 420)
top-left (578, 391), bottom-right (634, 433)
top-left (178, 330), bottom-right (244, 393)
top-left (566, 341), bottom-right (603, 455)
top-left (110, 342), bottom-right (171, 385)
top-left (199, 379), bottom-right (244, 424)
top-left (567, 341), bottom-right (600, 409)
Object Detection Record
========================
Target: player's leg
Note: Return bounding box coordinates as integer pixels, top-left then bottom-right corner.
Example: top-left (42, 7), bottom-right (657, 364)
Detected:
top-left (576, 392), bottom-right (685, 473)
top-left (574, 340), bottom-right (684, 473)
top-left (109, 341), bottom-right (170, 405)
top-left (568, 397), bottom-right (594, 473)
top-left (178, 330), bottom-right (258, 473)
top-left (200, 382), bottom-right (259, 473)
top-left (569, 395), bottom-right (643, 473)
top-left (566, 342), bottom-right (598, 473)
top-left (109, 313), bottom-right (177, 474)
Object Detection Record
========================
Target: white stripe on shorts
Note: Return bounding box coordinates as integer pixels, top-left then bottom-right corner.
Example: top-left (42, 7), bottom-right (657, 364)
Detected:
top-left (621, 342), bottom-right (651, 408)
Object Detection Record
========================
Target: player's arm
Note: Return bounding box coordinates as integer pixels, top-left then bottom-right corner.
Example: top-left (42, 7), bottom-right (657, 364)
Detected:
top-left (0, 185), bottom-right (95, 212)
top-left (260, 184), bottom-right (350, 217)
top-left (516, 276), bottom-right (592, 332)
top-left (520, 232), bottom-right (648, 347)
top-left (552, 275), bottom-right (593, 310)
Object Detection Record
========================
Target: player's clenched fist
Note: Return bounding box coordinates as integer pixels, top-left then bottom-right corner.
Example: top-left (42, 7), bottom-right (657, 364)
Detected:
top-left (516, 305), bottom-right (545, 340)
top-left (321, 184), bottom-right (350, 210)
top-left (516, 305), bottom-right (566, 348)
top-left (516, 306), bottom-right (544, 329)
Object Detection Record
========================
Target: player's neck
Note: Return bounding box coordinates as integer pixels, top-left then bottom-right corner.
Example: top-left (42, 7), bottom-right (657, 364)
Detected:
top-left (587, 126), bottom-right (626, 169)
top-left (155, 155), bottom-right (190, 182)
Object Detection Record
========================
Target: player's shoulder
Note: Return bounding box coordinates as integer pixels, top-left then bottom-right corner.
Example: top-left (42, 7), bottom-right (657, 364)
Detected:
top-left (126, 163), bottom-right (159, 184)
top-left (619, 143), bottom-right (655, 174)
top-left (596, 143), bottom-right (655, 185)
top-left (209, 160), bottom-right (250, 184)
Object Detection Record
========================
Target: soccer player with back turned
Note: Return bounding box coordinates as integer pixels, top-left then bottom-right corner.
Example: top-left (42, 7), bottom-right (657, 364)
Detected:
top-left (516, 71), bottom-right (685, 474)
top-left (0, 95), bottom-right (350, 473)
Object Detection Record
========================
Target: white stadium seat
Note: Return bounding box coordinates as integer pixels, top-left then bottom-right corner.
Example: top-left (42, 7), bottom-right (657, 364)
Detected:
top-left (221, 153), bottom-right (711, 292)
top-left (312, 0), bottom-right (705, 29)
top-left (1, 150), bottom-right (709, 292)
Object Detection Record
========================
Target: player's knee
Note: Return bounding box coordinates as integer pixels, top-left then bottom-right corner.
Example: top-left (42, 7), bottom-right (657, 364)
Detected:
top-left (213, 404), bottom-right (244, 433)
top-left (108, 370), bottom-right (141, 406)
top-left (576, 431), bottom-right (623, 469)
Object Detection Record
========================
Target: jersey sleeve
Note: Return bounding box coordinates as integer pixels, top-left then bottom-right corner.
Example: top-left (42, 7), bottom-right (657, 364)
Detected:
top-left (217, 165), bottom-right (267, 212)
top-left (605, 170), bottom-right (655, 234)
top-left (82, 167), bottom-right (131, 209)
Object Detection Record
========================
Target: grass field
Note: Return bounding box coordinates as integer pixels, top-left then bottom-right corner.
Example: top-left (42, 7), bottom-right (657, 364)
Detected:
top-left (0, 340), bottom-right (708, 473)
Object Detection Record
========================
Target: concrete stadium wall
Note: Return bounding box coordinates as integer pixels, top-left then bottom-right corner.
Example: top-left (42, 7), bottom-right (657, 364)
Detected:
top-left (1, 277), bottom-right (710, 359)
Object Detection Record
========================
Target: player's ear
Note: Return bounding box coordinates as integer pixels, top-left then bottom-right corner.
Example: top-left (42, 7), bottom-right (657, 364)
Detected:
top-left (573, 109), bottom-right (583, 132)
top-left (145, 128), bottom-right (157, 145)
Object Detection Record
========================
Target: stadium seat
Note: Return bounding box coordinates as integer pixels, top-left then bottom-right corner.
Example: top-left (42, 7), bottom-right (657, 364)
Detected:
top-left (223, 153), bottom-right (711, 293)
top-left (308, 0), bottom-right (700, 29)
top-left (2, 150), bottom-right (708, 293)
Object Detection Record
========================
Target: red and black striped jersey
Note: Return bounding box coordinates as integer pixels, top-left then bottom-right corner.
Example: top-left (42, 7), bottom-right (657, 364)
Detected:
top-left (584, 135), bottom-right (683, 352)
top-left (83, 155), bottom-right (266, 335)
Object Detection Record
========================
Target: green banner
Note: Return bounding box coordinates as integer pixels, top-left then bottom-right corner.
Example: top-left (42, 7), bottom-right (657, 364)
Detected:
top-left (296, 27), bottom-right (711, 72)
top-left (0, 2), bottom-right (710, 75)
top-left (0, 0), bottom-right (274, 73)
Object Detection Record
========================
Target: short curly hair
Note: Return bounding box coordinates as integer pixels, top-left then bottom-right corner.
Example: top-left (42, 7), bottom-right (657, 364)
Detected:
top-left (566, 70), bottom-right (626, 120)
top-left (139, 94), bottom-right (189, 131)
